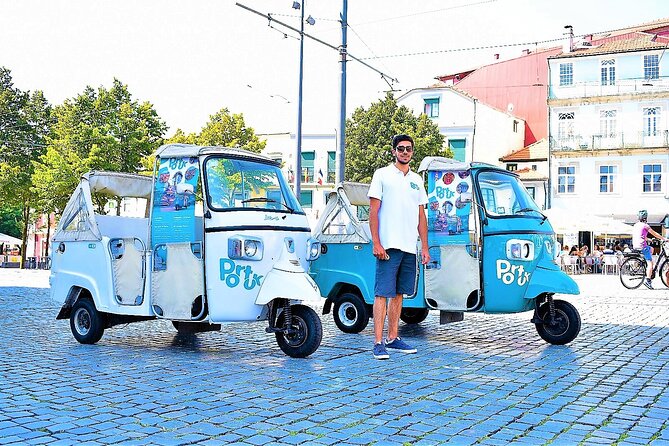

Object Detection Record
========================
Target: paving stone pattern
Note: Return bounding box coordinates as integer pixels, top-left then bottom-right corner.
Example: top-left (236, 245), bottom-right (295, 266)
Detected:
top-left (0, 270), bottom-right (668, 445)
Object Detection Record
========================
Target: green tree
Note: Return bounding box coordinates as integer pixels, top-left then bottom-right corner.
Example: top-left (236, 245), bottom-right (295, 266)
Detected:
top-left (0, 206), bottom-right (22, 239)
top-left (33, 78), bottom-right (167, 214)
top-left (0, 67), bottom-right (53, 266)
top-left (344, 92), bottom-right (449, 183)
top-left (166, 108), bottom-right (265, 153)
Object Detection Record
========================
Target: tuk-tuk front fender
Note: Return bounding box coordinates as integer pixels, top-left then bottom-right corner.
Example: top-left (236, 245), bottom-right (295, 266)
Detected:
top-left (523, 262), bottom-right (579, 299)
top-left (255, 268), bottom-right (323, 305)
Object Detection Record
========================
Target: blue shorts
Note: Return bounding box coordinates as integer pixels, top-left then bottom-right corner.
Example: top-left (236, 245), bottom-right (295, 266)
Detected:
top-left (374, 249), bottom-right (417, 298)
top-left (641, 246), bottom-right (653, 261)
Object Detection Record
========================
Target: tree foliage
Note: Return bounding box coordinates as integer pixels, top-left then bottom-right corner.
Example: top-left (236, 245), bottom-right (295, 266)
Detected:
top-left (0, 67), bottom-right (54, 264)
top-left (344, 92), bottom-right (449, 183)
top-left (32, 78), bottom-right (167, 214)
top-left (0, 206), bottom-right (22, 239)
top-left (166, 108), bottom-right (265, 153)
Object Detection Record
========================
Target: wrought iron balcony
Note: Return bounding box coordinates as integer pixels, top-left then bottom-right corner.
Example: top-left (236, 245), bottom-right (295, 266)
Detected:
top-left (550, 130), bottom-right (669, 151)
top-left (549, 76), bottom-right (669, 100)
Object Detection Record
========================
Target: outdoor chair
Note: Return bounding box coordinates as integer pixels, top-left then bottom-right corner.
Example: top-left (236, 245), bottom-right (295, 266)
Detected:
top-left (602, 254), bottom-right (619, 275)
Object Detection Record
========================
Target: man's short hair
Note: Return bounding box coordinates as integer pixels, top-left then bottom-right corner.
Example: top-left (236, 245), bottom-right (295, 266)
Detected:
top-left (392, 134), bottom-right (414, 149)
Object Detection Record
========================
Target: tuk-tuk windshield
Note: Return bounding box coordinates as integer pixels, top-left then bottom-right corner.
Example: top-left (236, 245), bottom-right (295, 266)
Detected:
top-left (204, 157), bottom-right (303, 213)
top-left (477, 170), bottom-right (541, 218)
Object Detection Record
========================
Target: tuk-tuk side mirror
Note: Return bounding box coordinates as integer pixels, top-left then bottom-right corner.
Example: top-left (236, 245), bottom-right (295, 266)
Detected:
top-left (663, 215), bottom-right (669, 229)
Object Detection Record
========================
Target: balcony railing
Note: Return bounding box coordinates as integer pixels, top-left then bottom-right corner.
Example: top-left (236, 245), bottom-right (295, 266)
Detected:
top-left (550, 130), bottom-right (669, 151)
top-left (550, 77), bottom-right (669, 100)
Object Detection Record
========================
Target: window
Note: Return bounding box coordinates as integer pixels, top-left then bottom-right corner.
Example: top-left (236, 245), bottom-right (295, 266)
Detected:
top-left (327, 151), bottom-right (336, 183)
top-left (449, 139), bottom-right (466, 162)
top-left (599, 110), bottom-right (617, 138)
top-left (559, 63), bottom-right (573, 86)
top-left (424, 98), bottom-right (439, 118)
top-left (601, 59), bottom-right (615, 85)
top-left (557, 112), bottom-right (575, 140)
top-left (642, 164), bottom-right (662, 193)
top-left (644, 54), bottom-right (659, 80)
top-left (481, 188), bottom-right (497, 212)
top-left (557, 165), bottom-right (576, 194)
top-left (300, 190), bottom-right (313, 208)
top-left (599, 165), bottom-right (618, 193)
top-left (301, 151), bottom-right (314, 183)
top-left (507, 164), bottom-right (518, 171)
top-left (526, 186), bottom-right (536, 200)
top-left (643, 107), bottom-right (660, 137)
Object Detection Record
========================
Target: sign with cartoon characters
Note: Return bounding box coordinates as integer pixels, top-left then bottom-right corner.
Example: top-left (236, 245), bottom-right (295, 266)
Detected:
top-left (151, 157), bottom-right (200, 248)
top-left (426, 169), bottom-right (473, 245)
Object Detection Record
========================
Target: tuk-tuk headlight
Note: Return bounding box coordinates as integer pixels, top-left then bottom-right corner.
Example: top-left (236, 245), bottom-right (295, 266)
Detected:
top-left (306, 238), bottom-right (321, 261)
top-left (229, 236), bottom-right (263, 261)
top-left (506, 239), bottom-right (534, 261)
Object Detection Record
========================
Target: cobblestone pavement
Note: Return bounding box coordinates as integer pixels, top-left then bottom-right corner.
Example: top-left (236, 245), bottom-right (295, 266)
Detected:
top-left (1, 269), bottom-right (668, 446)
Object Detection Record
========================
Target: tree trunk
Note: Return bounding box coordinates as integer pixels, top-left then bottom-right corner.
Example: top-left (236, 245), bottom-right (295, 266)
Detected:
top-left (44, 214), bottom-right (51, 258)
top-left (20, 204), bottom-right (29, 269)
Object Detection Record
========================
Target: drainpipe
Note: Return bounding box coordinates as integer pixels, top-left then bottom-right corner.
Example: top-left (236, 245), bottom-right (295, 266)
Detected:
top-left (471, 99), bottom-right (477, 162)
top-left (547, 62), bottom-right (552, 210)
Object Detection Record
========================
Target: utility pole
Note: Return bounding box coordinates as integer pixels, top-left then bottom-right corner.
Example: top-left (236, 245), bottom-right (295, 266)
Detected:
top-left (294, 1), bottom-right (306, 197)
top-left (336, 0), bottom-right (348, 184)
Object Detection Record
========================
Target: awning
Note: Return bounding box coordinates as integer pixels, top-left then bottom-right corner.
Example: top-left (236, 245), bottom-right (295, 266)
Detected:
top-left (0, 232), bottom-right (21, 245)
top-left (543, 209), bottom-right (633, 235)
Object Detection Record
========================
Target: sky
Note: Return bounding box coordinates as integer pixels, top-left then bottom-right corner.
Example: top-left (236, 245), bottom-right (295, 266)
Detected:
top-left (2, 0), bottom-right (669, 137)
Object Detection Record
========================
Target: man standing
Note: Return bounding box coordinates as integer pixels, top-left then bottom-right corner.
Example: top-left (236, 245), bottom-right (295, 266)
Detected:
top-left (632, 210), bottom-right (668, 289)
top-left (368, 134), bottom-right (430, 360)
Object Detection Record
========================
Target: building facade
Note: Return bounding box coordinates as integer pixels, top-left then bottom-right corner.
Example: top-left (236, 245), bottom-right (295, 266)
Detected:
top-left (396, 86), bottom-right (526, 166)
top-left (548, 29), bottom-right (669, 229)
top-left (259, 132), bottom-right (337, 227)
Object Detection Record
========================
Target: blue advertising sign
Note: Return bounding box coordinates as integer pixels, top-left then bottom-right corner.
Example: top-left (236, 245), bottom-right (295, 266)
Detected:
top-left (151, 157), bottom-right (200, 249)
top-left (426, 169), bottom-right (472, 246)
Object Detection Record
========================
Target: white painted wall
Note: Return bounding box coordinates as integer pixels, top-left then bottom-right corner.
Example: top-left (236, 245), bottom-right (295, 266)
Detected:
top-left (397, 87), bottom-right (525, 166)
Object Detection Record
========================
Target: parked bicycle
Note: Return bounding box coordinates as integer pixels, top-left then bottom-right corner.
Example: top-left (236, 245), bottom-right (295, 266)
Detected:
top-left (619, 240), bottom-right (669, 289)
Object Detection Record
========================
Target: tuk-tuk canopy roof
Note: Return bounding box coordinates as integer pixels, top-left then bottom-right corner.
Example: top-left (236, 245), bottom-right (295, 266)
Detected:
top-left (83, 171), bottom-right (153, 199)
top-left (417, 156), bottom-right (499, 173)
top-left (154, 144), bottom-right (275, 163)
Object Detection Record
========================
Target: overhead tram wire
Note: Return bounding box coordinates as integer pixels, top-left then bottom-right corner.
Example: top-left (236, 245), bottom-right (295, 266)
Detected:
top-left (236, 2), bottom-right (399, 90)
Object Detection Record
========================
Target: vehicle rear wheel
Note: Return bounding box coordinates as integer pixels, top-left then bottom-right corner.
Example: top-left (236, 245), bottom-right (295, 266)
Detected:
top-left (400, 308), bottom-right (429, 325)
top-left (535, 300), bottom-right (580, 345)
top-left (70, 298), bottom-right (104, 344)
top-left (619, 257), bottom-right (645, 289)
top-left (660, 260), bottom-right (669, 288)
top-left (275, 305), bottom-right (322, 358)
top-left (333, 292), bottom-right (369, 333)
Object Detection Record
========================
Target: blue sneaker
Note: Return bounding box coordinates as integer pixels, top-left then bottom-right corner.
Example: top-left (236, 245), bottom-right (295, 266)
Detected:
top-left (644, 279), bottom-right (653, 289)
top-left (385, 337), bottom-right (417, 354)
top-left (373, 342), bottom-right (389, 360)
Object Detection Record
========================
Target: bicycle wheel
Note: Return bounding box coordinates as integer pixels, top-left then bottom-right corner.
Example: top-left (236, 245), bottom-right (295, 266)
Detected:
top-left (660, 259), bottom-right (669, 288)
top-left (619, 256), bottom-right (646, 289)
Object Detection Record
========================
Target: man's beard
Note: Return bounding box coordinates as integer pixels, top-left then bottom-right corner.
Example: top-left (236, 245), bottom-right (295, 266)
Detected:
top-left (395, 157), bottom-right (410, 165)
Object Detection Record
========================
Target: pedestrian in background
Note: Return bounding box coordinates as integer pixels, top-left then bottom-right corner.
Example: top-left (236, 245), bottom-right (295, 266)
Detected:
top-left (368, 134), bottom-right (430, 360)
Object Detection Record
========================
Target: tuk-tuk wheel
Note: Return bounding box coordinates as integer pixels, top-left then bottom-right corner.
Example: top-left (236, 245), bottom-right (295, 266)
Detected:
top-left (70, 298), bottom-right (104, 344)
top-left (535, 300), bottom-right (581, 345)
top-left (400, 308), bottom-right (430, 325)
top-left (333, 292), bottom-right (369, 334)
top-left (275, 305), bottom-right (323, 358)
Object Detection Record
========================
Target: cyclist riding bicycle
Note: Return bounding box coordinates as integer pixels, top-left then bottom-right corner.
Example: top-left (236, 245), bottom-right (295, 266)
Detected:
top-left (632, 210), bottom-right (668, 289)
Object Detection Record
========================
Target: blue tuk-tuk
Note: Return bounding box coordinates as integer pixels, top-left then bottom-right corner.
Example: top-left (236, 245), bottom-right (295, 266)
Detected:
top-left (310, 157), bottom-right (581, 345)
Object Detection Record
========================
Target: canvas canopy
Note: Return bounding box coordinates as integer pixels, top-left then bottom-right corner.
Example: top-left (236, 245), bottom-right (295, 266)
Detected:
top-left (0, 232), bottom-right (21, 245)
top-left (543, 208), bottom-right (633, 235)
top-left (52, 171), bottom-right (152, 242)
top-left (154, 143), bottom-right (274, 163)
top-left (313, 182), bottom-right (371, 244)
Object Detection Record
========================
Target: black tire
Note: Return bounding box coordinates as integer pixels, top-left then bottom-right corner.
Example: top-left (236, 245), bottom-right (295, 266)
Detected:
top-left (400, 308), bottom-right (430, 325)
top-left (275, 305), bottom-right (322, 358)
top-left (660, 260), bottom-right (669, 288)
top-left (69, 298), bottom-right (104, 344)
top-left (619, 256), bottom-right (646, 289)
top-left (535, 300), bottom-right (581, 345)
top-left (332, 292), bottom-right (369, 333)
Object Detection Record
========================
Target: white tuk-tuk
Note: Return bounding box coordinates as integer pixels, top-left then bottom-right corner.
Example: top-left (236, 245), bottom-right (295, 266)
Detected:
top-left (49, 144), bottom-right (324, 357)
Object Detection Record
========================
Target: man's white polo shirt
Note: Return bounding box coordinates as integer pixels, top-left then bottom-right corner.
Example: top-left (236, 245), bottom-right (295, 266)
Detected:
top-left (368, 164), bottom-right (428, 254)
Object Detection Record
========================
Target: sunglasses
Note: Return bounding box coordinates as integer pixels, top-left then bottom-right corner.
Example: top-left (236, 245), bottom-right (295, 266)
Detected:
top-left (395, 145), bottom-right (413, 153)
